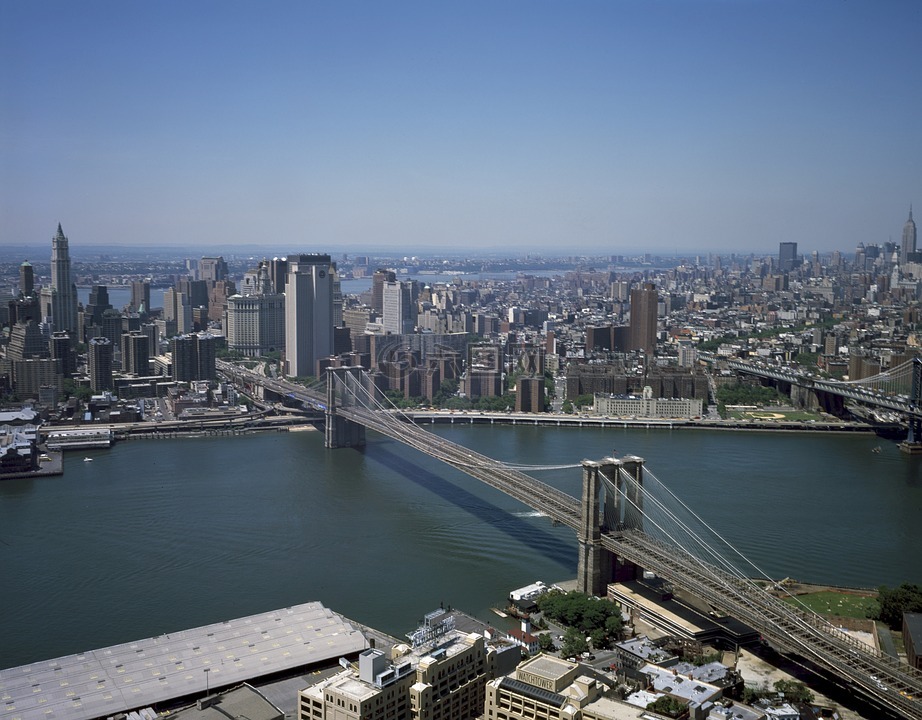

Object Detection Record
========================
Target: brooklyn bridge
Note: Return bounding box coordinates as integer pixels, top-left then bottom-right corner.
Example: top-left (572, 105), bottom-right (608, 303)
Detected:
top-left (219, 360), bottom-right (922, 719)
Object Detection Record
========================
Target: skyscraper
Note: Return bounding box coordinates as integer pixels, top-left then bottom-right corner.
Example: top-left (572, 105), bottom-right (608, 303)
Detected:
top-left (778, 241), bottom-right (798, 272)
top-left (130, 280), bottom-right (151, 314)
top-left (122, 332), bottom-right (150, 376)
top-left (198, 256), bottom-right (228, 282)
top-left (629, 282), bottom-right (658, 354)
top-left (88, 337), bottom-right (113, 392)
top-left (902, 206), bottom-right (917, 265)
top-left (19, 261), bottom-right (34, 297)
top-left (382, 279), bottom-right (417, 334)
top-left (371, 269), bottom-right (396, 314)
top-left (41, 224), bottom-right (78, 335)
top-left (285, 254), bottom-right (335, 378)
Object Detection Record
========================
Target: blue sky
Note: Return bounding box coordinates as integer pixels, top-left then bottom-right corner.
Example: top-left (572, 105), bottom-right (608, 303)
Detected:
top-left (2, 1), bottom-right (920, 254)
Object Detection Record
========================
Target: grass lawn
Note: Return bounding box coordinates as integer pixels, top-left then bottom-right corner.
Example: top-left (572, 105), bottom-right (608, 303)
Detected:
top-left (782, 591), bottom-right (878, 619)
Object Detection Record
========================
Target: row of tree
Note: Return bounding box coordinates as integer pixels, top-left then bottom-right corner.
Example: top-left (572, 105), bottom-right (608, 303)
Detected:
top-left (535, 590), bottom-right (623, 656)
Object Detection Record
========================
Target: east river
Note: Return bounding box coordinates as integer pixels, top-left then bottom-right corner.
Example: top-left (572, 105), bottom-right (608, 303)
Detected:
top-left (2, 424), bottom-right (921, 669)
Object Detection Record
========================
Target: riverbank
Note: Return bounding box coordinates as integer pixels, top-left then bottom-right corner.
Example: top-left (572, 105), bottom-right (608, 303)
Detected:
top-left (403, 410), bottom-right (877, 434)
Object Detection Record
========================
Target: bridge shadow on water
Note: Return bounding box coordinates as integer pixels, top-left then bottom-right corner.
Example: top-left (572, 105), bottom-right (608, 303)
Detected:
top-left (369, 444), bottom-right (576, 570)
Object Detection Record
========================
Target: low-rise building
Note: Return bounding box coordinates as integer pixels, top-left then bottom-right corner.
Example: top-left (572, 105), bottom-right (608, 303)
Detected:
top-left (299, 610), bottom-right (494, 720)
top-left (593, 387), bottom-right (702, 419)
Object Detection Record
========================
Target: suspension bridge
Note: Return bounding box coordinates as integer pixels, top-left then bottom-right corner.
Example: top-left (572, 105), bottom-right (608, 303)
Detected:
top-left (218, 361), bottom-right (922, 719)
top-left (727, 357), bottom-right (922, 445)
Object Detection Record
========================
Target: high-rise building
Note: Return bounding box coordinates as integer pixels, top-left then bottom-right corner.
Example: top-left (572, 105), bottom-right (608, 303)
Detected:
top-left (122, 332), bottom-right (150, 376)
top-left (164, 288), bottom-right (193, 334)
top-left (130, 281), bottom-right (151, 314)
top-left (171, 332), bottom-right (217, 382)
top-left (515, 376), bottom-right (544, 413)
top-left (285, 254), bottom-right (335, 378)
top-left (88, 337), bottom-right (114, 392)
top-left (50, 332), bottom-right (76, 376)
top-left (41, 224), bottom-right (79, 336)
top-left (371, 269), bottom-right (396, 314)
top-left (19, 261), bottom-right (34, 298)
top-left (902, 207), bottom-right (917, 265)
top-left (629, 282), bottom-right (658, 354)
top-left (382, 280), bottom-right (417, 334)
top-left (778, 241), bottom-right (798, 272)
top-left (226, 261), bottom-right (285, 357)
top-left (198, 256), bottom-right (228, 282)
top-left (270, 257), bottom-right (289, 294)
top-left (85, 285), bottom-right (112, 327)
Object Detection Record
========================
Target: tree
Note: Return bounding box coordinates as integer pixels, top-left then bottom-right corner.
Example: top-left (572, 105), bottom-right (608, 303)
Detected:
top-left (537, 633), bottom-right (555, 652)
top-left (645, 695), bottom-right (686, 718)
top-left (872, 583), bottom-right (922, 628)
top-left (589, 628), bottom-right (608, 650)
top-left (560, 626), bottom-right (588, 658)
top-left (772, 679), bottom-right (813, 704)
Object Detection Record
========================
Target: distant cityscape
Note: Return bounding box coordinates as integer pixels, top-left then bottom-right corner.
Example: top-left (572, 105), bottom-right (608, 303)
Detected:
top-left (2, 212), bottom-right (922, 720)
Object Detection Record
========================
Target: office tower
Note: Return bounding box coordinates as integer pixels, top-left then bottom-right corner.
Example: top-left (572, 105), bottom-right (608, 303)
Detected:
top-left (164, 287), bottom-right (193, 334)
top-left (13, 359), bottom-right (61, 399)
top-left (285, 254), bottom-right (335, 378)
top-left (130, 281), bottom-right (151, 313)
top-left (629, 282), bottom-right (658, 354)
top-left (176, 277), bottom-right (208, 309)
top-left (171, 332), bottom-right (217, 382)
top-left (19, 261), bottom-right (34, 297)
top-left (122, 332), bottom-right (150, 376)
top-left (226, 261), bottom-right (285, 357)
top-left (198, 256), bottom-right (228, 282)
top-left (382, 280), bottom-right (417, 334)
top-left (207, 279), bottom-right (236, 324)
top-left (902, 207), bottom-right (917, 264)
top-left (371, 269), bottom-right (396, 314)
top-left (88, 337), bottom-right (113, 392)
top-left (332, 267), bottom-right (343, 328)
top-left (85, 285), bottom-right (112, 326)
top-left (270, 257), bottom-right (288, 293)
top-left (7, 320), bottom-right (49, 361)
top-left (40, 224), bottom-right (78, 335)
top-left (50, 331), bottom-right (76, 376)
top-left (778, 241), bottom-right (798, 272)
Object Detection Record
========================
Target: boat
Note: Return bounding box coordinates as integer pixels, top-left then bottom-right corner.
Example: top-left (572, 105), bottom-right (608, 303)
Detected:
top-left (83, 457), bottom-right (93, 462)
top-left (871, 446), bottom-right (881, 454)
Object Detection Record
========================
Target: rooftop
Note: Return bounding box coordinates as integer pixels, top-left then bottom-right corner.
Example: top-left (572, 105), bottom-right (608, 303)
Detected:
top-left (0, 602), bottom-right (366, 720)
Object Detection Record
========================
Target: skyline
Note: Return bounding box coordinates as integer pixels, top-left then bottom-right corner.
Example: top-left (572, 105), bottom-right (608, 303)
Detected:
top-left (2, 1), bottom-right (921, 254)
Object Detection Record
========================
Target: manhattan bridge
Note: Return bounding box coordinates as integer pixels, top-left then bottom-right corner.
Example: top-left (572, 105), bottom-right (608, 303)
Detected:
top-left (219, 361), bottom-right (922, 719)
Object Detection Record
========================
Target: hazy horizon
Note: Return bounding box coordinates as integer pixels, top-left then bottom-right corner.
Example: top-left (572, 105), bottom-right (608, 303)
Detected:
top-left (2, 1), bottom-right (920, 254)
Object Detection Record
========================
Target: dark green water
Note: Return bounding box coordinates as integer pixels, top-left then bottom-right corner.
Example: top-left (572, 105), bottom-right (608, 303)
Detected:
top-left (1, 424), bottom-right (920, 669)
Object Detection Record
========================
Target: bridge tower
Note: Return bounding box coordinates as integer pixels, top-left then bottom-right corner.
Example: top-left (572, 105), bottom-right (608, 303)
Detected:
top-left (577, 455), bottom-right (645, 596)
top-left (900, 357), bottom-right (922, 454)
top-left (324, 366), bottom-right (368, 449)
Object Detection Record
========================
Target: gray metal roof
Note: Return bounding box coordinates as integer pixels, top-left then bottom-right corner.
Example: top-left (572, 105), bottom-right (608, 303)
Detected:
top-left (0, 602), bottom-right (366, 720)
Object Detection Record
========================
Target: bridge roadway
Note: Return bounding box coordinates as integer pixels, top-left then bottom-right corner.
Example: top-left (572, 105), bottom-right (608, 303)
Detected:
top-left (727, 359), bottom-right (921, 417)
top-left (219, 362), bottom-right (922, 718)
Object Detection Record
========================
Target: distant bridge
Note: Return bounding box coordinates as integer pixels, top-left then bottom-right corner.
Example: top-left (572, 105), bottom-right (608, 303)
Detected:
top-left (726, 357), bottom-right (922, 442)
